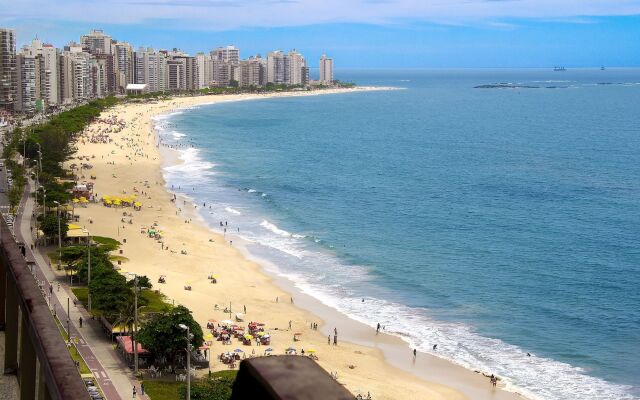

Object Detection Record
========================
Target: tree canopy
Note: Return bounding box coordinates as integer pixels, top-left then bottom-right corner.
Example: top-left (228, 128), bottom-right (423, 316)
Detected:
top-left (138, 305), bottom-right (204, 371)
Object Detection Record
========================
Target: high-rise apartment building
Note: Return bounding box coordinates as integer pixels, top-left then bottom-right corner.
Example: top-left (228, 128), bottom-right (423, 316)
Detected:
top-left (0, 28), bottom-right (16, 112)
top-left (20, 38), bottom-right (61, 110)
top-left (133, 48), bottom-right (168, 93)
top-left (114, 42), bottom-right (134, 93)
top-left (319, 54), bottom-right (334, 85)
top-left (15, 54), bottom-right (37, 113)
top-left (288, 50), bottom-right (306, 86)
top-left (266, 50), bottom-right (286, 84)
top-left (81, 29), bottom-right (112, 55)
top-left (210, 45), bottom-right (239, 65)
top-left (195, 52), bottom-right (212, 89)
top-left (238, 56), bottom-right (265, 87)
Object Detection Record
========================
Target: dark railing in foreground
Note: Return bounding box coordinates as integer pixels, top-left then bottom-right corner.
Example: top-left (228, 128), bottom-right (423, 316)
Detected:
top-left (0, 220), bottom-right (89, 399)
top-left (232, 355), bottom-right (354, 400)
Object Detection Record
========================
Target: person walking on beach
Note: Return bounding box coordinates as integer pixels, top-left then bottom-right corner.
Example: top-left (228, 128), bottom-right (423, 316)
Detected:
top-left (244, 305), bottom-right (246, 314)
top-left (132, 386), bottom-right (137, 398)
top-left (413, 349), bottom-right (417, 360)
top-left (333, 335), bottom-right (338, 345)
top-left (376, 323), bottom-right (380, 334)
top-left (79, 316), bottom-right (83, 328)
top-left (328, 335), bottom-right (331, 345)
top-left (289, 320), bottom-right (292, 330)
top-left (141, 383), bottom-right (145, 395)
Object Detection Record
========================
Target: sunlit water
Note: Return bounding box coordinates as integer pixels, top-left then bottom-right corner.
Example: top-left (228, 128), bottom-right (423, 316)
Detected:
top-left (156, 69), bottom-right (640, 400)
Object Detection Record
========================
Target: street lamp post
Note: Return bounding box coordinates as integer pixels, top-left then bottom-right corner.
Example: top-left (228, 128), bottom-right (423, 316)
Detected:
top-left (87, 230), bottom-right (91, 312)
top-left (34, 170), bottom-right (39, 243)
top-left (53, 201), bottom-right (62, 272)
top-left (127, 272), bottom-right (139, 374)
top-left (179, 323), bottom-right (191, 400)
top-left (35, 143), bottom-right (42, 174)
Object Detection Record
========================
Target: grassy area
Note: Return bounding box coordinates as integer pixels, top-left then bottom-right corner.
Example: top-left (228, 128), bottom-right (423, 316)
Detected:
top-left (93, 235), bottom-right (121, 250)
top-left (143, 381), bottom-right (183, 400)
top-left (141, 289), bottom-right (172, 313)
top-left (71, 287), bottom-right (88, 308)
top-left (144, 371), bottom-right (237, 400)
top-left (47, 250), bottom-right (60, 264)
top-left (54, 317), bottom-right (91, 375)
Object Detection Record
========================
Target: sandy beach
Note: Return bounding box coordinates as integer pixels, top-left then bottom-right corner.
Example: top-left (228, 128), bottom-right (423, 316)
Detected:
top-left (68, 87), bottom-right (526, 400)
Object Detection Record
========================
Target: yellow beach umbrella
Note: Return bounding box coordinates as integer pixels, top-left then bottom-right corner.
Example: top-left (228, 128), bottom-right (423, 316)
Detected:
top-left (80, 197), bottom-right (89, 203)
top-left (204, 333), bottom-right (214, 341)
top-left (104, 199), bottom-right (112, 205)
top-left (256, 332), bottom-right (265, 337)
top-left (103, 195), bottom-right (111, 201)
top-left (113, 199), bottom-right (121, 206)
top-left (243, 334), bottom-right (253, 340)
top-left (307, 349), bottom-right (316, 353)
top-left (134, 202), bottom-right (142, 207)
top-left (72, 198), bottom-right (79, 203)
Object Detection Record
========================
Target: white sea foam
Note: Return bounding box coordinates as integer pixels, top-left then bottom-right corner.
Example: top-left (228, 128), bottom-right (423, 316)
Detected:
top-left (285, 278), bottom-right (636, 400)
top-left (260, 220), bottom-right (292, 237)
top-left (247, 189), bottom-right (257, 193)
top-left (172, 131), bottom-right (186, 139)
top-left (225, 206), bottom-right (242, 215)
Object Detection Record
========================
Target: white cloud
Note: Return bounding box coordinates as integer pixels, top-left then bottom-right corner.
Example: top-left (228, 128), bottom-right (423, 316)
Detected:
top-left (2, 0), bottom-right (640, 30)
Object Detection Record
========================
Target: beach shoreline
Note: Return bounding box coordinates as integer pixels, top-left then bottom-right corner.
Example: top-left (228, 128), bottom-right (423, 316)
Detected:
top-left (71, 86), bottom-right (526, 400)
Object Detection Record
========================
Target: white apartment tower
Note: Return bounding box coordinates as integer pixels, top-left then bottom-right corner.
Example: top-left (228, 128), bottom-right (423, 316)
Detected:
top-left (0, 28), bottom-right (16, 112)
top-left (319, 54), bottom-right (334, 84)
top-left (21, 39), bottom-right (61, 109)
top-left (15, 53), bottom-right (37, 113)
top-left (288, 50), bottom-right (306, 86)
top-left (210, 45), bottom-right (239, 64)
top-left (195, 52), bottom-right (212, 89)
top-left (114, 42), bottom-right (134, 92)
top-left (266, 50), bottom-right (286, 84)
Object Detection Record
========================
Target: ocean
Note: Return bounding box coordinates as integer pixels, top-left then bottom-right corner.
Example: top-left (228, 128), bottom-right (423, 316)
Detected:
top-left (155, 69), bottom-right (640, 400)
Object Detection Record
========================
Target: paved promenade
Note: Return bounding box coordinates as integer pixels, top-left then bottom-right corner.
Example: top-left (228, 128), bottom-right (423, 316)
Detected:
top-left (15, 177), bottom-right (151, 400)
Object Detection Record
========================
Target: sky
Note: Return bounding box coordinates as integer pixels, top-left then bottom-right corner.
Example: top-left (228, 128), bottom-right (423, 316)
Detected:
top-left (1, 0), bottom-right (640, 68)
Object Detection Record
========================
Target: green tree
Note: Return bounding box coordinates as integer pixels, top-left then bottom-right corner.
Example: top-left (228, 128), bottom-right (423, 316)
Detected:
top-left (185, 371), bottom-right (237, 400)
top-left (89, 271), bottom-right (131, 320)
top-left (138, 305), bottom-right (204, 372)
top-left (39, 213), bottom-right (68, 241)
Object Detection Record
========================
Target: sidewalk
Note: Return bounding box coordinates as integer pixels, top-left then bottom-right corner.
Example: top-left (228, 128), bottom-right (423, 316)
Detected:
top-left (16, 178), bottom-right (150, 400)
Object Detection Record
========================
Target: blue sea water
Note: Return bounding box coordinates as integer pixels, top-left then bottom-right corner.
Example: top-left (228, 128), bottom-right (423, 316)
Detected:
top-left (156, 69), bottom-right (640, 400)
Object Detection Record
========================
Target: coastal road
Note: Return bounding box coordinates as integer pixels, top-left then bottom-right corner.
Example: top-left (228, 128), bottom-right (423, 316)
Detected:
top-left (14, 178), bottom-right (139, 400)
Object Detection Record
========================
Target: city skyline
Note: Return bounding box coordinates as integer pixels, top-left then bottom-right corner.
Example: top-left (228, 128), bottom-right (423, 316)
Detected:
top-left (1, 27), bottom-right (335, 115)
top-left (2, 1), bottom-right (640, 68)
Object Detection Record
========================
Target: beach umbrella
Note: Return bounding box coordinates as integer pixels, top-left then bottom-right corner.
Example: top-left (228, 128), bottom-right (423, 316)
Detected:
top-left (105, 199), bottom-right (112, 205)
top-left (265, 348), bottom-right (273, 352)
top-left (307, 349), bottom-right (316, 353)
top-left (80, 197), bottom-right (89, 203)
top-left (243, 334), bottom-right (253, 340)
top-left (234, 349), bottom-right (244, 353)
top-left (204, 333), bottom-right (214, 341)
top-left (208, 318), bottom-right (217, 324)
top-left (134, 202), bottom-right (142, 207)
top-left (221, 319), bottom-right (233, 325)
top-left (286, 347), bottom-right (296, 352)
top-left (256, 332), bottom-right (265, 337)
top-left (72, 198), bottom-right (79, 203)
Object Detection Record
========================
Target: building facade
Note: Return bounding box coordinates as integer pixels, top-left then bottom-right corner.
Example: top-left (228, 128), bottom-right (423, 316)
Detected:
top-left (319, 54), bottom-right (334, 84)
top-left (0, 28), bottom-right (16, 112)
